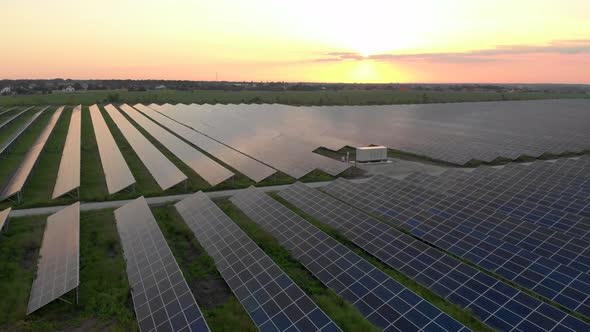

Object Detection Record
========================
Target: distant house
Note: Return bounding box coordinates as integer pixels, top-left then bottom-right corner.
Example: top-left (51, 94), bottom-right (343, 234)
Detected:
top-left (63, 86), bottom-right (76, 93)
top-left (0, 86), bottom-right (12, 95)
top-left (155, 85), bottom-right (166, 90)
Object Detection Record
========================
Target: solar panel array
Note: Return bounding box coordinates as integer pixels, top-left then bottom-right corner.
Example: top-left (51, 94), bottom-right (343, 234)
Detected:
top-left (120, 104), bottom-right (233, 186)
top-left (282, 182), bottom-right (590, 331)
top-left (52, 105), bottom-right (81, 199)
top-left (135, 103), bottom-right (276, 182)
top-left (157, 104), bottom-right (350, 179)
top-left (0, 207), bottom-right (11, 233)
top-left (89, 104), bottom-right (136, 194)
top-left (132, 100), bottom-right (590, 166)
top-left (0, 106), bottom-right (16, 117)
top-left (364, 169), bottom-right (590, 273)
top-left (0, 107), bottom-right (64, 202)
top-left (0, 107), bottom-right (47, 156)
top-left (0, 106), bottom-right (34, 130)
top-left (230, 187), bottom-right (469, 332)
top-left (175, 192), bottom-right (341, 332)
top-left (27, 202), bottom-right (80, 314)
top-left (322, 174), bottom-right (590, 318)
top-left (104, 104), bottom-right (187, 190)
top-left (114, 197), bottom-right (210, 332)
top-left (404, 157), bottom-right (590, 240)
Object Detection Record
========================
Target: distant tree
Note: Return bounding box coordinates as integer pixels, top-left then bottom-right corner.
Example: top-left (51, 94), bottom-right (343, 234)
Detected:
top-left (73, 82), bottom-right (83, 90)
top-left (105, 93), bottom-right (120, 102)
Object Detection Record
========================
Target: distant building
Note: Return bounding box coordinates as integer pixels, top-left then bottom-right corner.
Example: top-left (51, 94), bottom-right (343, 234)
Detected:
top-left (0, 86), bottom-right (12, 95)
top-left (63, 86), bottom-right (76, 93)
top-left (155, 85), bottom-right (166, 90)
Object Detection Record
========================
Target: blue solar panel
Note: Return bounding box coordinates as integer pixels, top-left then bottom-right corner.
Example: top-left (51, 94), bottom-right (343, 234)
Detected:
top-left (281, 182), bottom-right (590, 331)
top-left (174, 192), bottom-right (340, 332)
top-left (231, 187), bottom-right (468, 332)
top-left (364, 174), bottom-right (590, 273)
top-left (321, 177), bottom-right (590, 318)
top-left (115, 197), bottom-right (210, 332)
top-left (404, 159), bottom-right (590, 240)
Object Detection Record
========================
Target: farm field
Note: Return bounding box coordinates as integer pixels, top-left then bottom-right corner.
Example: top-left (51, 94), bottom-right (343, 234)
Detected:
top-left (0, 89), bottom-right (589, 107)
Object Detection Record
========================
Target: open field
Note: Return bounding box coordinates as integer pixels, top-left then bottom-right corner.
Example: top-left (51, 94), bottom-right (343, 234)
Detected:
top-left (0, 89), bottom-right (589, 107)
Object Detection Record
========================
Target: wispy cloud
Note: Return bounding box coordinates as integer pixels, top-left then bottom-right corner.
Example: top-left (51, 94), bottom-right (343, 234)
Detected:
top-left (314, 39), bottom-right (590, 63)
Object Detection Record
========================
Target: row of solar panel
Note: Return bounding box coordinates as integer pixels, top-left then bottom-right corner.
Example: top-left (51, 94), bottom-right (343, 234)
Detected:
top-left (151, 100), bottom-right (590, 166)
top-left (329, 174), bottom-right (590, 316)
top-left (0, 104), bottom-right (355, 206)
top-left (12, 173), bottom-right (590, 331)
top-left (279, 183), bottom-right (590, 331)
top-left (0, 105), bottom-right (246, 204)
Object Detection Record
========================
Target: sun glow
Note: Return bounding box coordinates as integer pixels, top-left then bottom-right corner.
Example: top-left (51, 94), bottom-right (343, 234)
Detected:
top-left (0, 0), bottom-right (588, 82)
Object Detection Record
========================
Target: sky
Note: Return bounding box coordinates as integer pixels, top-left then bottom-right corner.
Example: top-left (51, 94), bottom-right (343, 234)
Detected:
top-left (0, 0), bottom-right (589, 83)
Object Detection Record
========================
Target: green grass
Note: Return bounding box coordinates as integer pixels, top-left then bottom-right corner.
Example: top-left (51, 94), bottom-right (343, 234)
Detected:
top-left (152, 206), bottom-right (257, 332)
top-left (0, 89), bottom-right (589, 107)
top-left (80, 106), bottom-right (109, 201)
top-left (0, 214), bottom-right (46, 326)
top-left (216, 199), bottom-right (379, 332)
top-left (0, 209), bottom-right (135, 331)
top-left (270, 193), bottom-right (494, 331)
top-left (20, 107), bottom-right (72, 207)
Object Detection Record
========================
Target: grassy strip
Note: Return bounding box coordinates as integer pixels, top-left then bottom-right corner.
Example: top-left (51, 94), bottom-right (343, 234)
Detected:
top-left (1, 89), bottom-right (589, 107)
top-left (0, 109), bottom-right (52, 210)
top-left (20, 107), bottom-right (72, 208)
top-left (152, 206), bottom-right (257, 332)
top-left (0, 214), bottom-right (46, 326)
top-left (216, 199), bottom-right (379, 332)
top-left (80, 105), bottom-right (109, 201)
top-left (270, 193), bottom-right (493, 332)
top-left (98, 106), bottom-right (161, 198)
top-left (0, 209), bottom-right (135, 331)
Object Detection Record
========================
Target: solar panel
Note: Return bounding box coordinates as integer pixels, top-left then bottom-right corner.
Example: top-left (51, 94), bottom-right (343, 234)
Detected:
top-left (175, 192), bottom-right (341, 332)
top-left (335, 176), bottom-right (590, 317)
top-left (359, 174), bottom-right (590, 273)
top-left (104, 104), bottom-right (187, 191)
top-left (230, 187), bottom-right (469, 332)
top-left (0, 107), bottom-right (64, 203)
top-left (136, 104), bottom-right (276, 182)
top-left (0, 207), bottom-right (11, 233)
top-left (52, 105), bottom-right (81, 199)
top-left (405, 159), bottom-right (590, 239)
top-left (158, 104), bottom-right (350, 179)
top-left (0, 107), bottom-right (47, 156)
top-left (0, 106), bottom-right (16, 117)
top-left (0, 106), bottom-right (34, 130)
top-left (114, 197), bottom-right (210, 332)
top-left (27, 202), bottom-right (80, 314)
top-left (281, 182), bottom-right (590, 331)
top-left (89, 104), bottom-right (136, 195)
top-left (119, 104), bottom-right (233, 187)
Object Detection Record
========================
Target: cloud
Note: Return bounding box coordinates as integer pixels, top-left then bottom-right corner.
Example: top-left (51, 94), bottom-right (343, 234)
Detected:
top-left (314, 39), bottom-right (590, 63)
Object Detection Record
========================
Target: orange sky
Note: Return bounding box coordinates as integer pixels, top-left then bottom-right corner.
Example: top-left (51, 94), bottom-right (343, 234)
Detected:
top-left (1, 0), bottom-right (589, 83)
